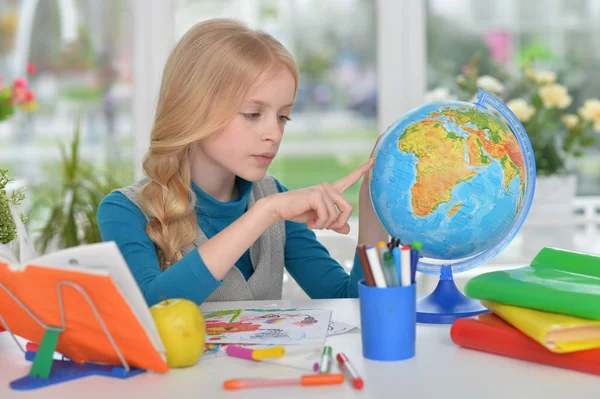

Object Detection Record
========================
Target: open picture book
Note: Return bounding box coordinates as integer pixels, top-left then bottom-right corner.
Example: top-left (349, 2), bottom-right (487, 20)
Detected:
top-left (0, 206), bottom-right (168, 372)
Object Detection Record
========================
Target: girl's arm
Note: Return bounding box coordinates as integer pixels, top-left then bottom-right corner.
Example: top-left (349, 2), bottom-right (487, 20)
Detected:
top-left (199, 159), bottom-right (373, 280)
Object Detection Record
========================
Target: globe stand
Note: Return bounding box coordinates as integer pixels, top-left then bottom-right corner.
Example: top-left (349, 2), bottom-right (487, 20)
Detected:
top-left (416, 265), bottom-right (488, 324)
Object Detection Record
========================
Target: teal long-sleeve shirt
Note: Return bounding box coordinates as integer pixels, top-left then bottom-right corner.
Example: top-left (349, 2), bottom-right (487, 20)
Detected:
top-left (96, 176), bottom-right (364, 306)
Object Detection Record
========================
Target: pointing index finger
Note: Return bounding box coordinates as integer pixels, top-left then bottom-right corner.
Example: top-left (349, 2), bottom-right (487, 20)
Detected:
top-left (332, 158), bottom-right (375, 193)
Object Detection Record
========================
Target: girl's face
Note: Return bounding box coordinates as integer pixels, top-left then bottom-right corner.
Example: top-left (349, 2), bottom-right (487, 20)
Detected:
top-left (197, 66), bottom-right (296, 182)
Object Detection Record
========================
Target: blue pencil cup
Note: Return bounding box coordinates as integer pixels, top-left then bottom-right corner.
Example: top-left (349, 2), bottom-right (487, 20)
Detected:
top-left (358, 279), bottom-right (416, 361)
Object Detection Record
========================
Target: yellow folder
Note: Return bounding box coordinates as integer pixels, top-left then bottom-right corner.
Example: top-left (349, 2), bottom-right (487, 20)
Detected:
top-left (481, 300), bottom-right (600, 353)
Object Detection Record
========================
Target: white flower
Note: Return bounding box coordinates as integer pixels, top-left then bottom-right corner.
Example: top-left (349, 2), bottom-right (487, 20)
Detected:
top-left (561, 114), bottom-right (579, 130)
top-left (539, 84), bottom-right (572, 109)
top-left (506, 99), bottom-right (535, 123)
top-left (525, 68), bottom-right (537, 82)
top-left (578, 99), bottom-right (600, 132)
top-left (476, 75), bottom-right (504, 94)
top-left (534, 71), bottom-right (557, 85)
top-left (424, 87), bottom-right (457, 103)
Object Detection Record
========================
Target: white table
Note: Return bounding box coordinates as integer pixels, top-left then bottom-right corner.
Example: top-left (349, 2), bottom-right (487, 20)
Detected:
top-left (1, 298), bottom-right (598, 398)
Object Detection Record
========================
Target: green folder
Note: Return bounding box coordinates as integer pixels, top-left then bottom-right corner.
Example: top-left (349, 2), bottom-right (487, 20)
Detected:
top-left (464, 247), bottom-right (600, 320)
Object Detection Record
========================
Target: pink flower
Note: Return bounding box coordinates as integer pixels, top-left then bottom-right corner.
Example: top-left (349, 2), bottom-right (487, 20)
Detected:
top-left (13, 77), bottom-right (27, 89)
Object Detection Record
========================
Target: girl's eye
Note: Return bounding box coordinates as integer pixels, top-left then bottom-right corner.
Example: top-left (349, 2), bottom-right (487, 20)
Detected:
top-left (243, 113), bottom-right (261, 120)
top-left (278, 115), bottom-right (291, 124)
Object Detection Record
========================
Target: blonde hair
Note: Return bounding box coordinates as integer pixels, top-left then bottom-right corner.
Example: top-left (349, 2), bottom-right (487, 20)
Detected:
top-left (139, 19), bottom-right (298, 269)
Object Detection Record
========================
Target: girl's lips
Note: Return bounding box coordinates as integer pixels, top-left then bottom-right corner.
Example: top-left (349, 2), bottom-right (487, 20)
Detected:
top-left (252, 154), bottom-right (275, 165)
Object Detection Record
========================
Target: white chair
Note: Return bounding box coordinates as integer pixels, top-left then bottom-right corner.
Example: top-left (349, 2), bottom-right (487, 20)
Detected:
top-left (312, 229), bottom-right (358, 271)
top-left (281, 229), bottom-right (358, 300)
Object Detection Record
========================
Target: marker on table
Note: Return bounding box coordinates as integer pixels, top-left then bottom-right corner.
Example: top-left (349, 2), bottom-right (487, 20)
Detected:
top-left (336, 352), bottom-right (364, 390)
top-left (365, 246), bottom-right (387, 288)
top-left (318, 346), bottom-right (333, 374)
top-left (225, 345), bottom-right (285, 361)
top-left (223, 374), bottom-right (344, 390)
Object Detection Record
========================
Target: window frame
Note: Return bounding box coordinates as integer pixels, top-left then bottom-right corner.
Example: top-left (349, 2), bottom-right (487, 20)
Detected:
top-left (130, 0), bottom-right (428, 179)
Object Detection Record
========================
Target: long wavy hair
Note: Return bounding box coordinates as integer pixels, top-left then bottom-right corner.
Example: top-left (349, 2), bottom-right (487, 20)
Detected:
top-left (139, 19), bottom-right (298, 269)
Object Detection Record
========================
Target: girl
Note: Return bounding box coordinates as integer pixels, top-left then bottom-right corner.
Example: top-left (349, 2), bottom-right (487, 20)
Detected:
top-left (97, 18), bottom-right (388, 306)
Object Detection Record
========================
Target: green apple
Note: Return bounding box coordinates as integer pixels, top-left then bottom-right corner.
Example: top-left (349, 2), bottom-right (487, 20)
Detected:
top-left (150, 298), bottom-right (206, 368)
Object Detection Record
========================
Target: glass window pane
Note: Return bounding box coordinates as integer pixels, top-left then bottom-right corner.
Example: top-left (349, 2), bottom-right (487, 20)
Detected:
top-left (174, 0), bottom-right (378, 213)
top-left (0, 0), bottom-right (135, 186)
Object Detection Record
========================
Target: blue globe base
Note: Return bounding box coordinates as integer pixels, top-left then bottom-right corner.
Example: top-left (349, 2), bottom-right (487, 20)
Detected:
top-left (416, 266), bottom-right (489, 324)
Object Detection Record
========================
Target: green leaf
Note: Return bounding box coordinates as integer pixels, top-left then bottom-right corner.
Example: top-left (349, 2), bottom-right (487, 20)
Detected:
top-left (580, 135), bottom-right (596, 147)
top-left (531, 93), bottom-right (544, 110)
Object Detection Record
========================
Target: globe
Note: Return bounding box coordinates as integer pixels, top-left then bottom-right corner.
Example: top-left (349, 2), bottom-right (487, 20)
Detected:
top-left (370, 90), bottom-right (536, 324)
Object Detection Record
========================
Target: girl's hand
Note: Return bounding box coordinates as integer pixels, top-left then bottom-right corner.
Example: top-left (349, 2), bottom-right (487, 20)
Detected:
top-left (263, 158), bottom-right (374, 234)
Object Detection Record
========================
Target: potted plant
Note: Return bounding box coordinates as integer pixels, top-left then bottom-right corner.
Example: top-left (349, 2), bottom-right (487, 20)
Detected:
top-left (454, 56), bottom-right (599, 180)
top-left (28, 116), bottom-right (123, 254)
top-left (0, 169), bottom-right (26, 244)
top-left (0, 168), bottom-right (27, 263)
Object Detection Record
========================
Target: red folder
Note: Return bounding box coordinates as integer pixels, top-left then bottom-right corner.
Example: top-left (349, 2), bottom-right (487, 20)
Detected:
top-left (450, 313), bottom-right (600, 376)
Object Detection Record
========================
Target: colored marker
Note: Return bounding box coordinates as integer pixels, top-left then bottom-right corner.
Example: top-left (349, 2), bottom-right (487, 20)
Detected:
top-left (400, 246), bottom-right (411, 286)
top-left (376, 241), bottom-right (387, 259)
top-left (392, 246), bottom-right (401, 286)
top-left (319, 346), bottom-right (333, 374)
top-left (253, 346), bottom-right (285, 360)
top-left (224, 374), bottom-right (344, 390)
top-left (357, 245), bottom-right (376, 287)
top-left (411, 241), bottom-right (422, 284)
top-left (26, 342), bottom-right (39, 352)
top-left (336, 352), bottom-right (364, 390)
top-left (382, 251), bottom-right (399, 287)
top-left (225, 345), bottom-right (285, 361)
top-left (410, 248), bottom-right (419, 284)
top-left (365, 246), bottom-right (387, 288)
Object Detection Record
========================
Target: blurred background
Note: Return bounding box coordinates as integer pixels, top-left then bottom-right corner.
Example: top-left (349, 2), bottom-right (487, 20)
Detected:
top-left (0, 0), bottom-right (599, 296)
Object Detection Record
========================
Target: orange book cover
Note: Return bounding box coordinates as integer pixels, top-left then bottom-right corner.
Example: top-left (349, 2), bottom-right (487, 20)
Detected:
top-left (450, 313), bottom-right (600, 376)
top-left (0, 242), bottom-right (168, 373)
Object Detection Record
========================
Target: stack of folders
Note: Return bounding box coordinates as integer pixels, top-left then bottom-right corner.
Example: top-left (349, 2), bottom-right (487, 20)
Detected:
top-left (357, 238), bottom-right (421, 288)
top-left (451, 247), bottom-right (600, 376)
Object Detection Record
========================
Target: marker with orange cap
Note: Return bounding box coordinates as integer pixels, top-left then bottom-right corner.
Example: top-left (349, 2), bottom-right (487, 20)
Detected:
top-left (336, 352), bottom-right (364, 390)
top-left (223, 373), bottom-right (344, 390)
